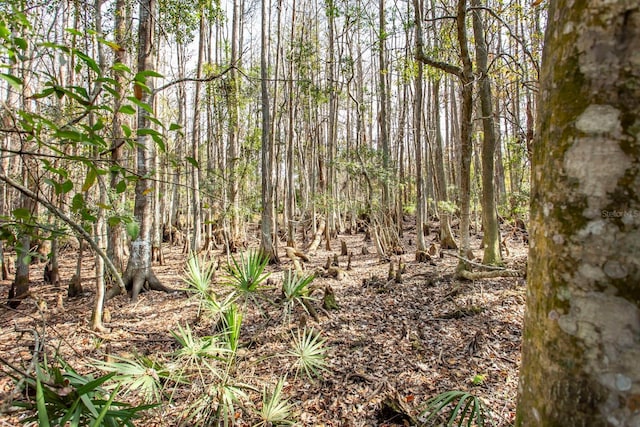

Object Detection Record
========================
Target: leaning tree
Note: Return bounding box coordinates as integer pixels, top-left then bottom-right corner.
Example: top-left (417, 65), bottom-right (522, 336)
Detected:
top-left (516, 0), bottom-right (640, 424)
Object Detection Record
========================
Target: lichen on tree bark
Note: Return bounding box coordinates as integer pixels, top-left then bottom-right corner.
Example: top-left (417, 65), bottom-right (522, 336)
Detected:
top-left (516, 0), bottom-right (640, 425)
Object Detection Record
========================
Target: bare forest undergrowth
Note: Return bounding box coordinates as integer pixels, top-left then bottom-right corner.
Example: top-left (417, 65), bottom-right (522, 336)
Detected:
top-left (0, 216), bottom-right (528, 426)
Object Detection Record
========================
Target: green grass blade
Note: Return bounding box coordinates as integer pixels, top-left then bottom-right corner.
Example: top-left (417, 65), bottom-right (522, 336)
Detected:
top-left (90, 384), bottom-right (120, 427)
top-left (35, 367), bottom-right (51, 427)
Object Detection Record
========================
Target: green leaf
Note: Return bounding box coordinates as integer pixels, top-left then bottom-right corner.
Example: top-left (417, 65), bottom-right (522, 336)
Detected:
top-left (0, 73), bottom-right (22, 89)
top-left (55, 129), bottom-right (85, 142)
top-left (82, 167), bottom-right (97, 192)
top-left (111, 62), bottom-right (131, 73)
top-left (126, 96), bottom-right (152, 114)
top-left (126, 221), bottom-right (140, 240)
top-left (92, 118), bottom-right (105, 131)
top-left (71, 194), bottom-right (85, 212)
top-left (81, 210), bottom-right (97, 223)
top-left (107, 216), bottom-right (122, 227)
top-left (75, 51), bottom-right (101, 74)
top-left (121, 124), bottom-right (132, 138)
top-left (151, 133), bottom-right (165, 152)
top-left (14, 37), bottom-right (28, 50)
top-left (35, 366), bottom-right (51, 427)
top-left (118, 105), bottom-right (136, 115)
top-left (31, 87), bottom-right (55, 99)
top-left (90, 383), bottom-right (120, 427)
top-left (137, 128), bottom-right (161, 136)
top-left (115, 180), bottom-right (127, 193)
top-left (12, 207), bottom-right (31, 220)
top-left (65, 28), bottom-right (84, 37)
top-left (134, 70), bottom-right (163, 80)
top-left (61, 179), bottom-right (74, 194)
top-left (186, 157), bottom-right (199, 168)
top-left (169, 123), bottom-right (182, 131)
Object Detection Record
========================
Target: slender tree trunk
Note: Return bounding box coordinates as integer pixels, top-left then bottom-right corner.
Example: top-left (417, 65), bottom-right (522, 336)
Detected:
top-left (259, 0), bottom-right (278, 262)
top-left (433, 79), bottom-right (457, 250)
top-left (378, 0), bottom-right (391, 211)
top-left (9, 235), bottom-right (30, 308)
top-left (413, 0), bottom-right (427, 257)
top-left (92, 177), bottom-right (108, 331)
top-left (227, 0), bottom-right (242, 252)
top-left (285, 0), bottom-right (297, 247)
top-left (471, 0), bottom-right (501, 265)
top-left (190, 14), bottom-right (205, 253)
top-left (456, 0), bottom-right (474, 269)
top-left (114, 0), bottom-right (170, 302)
top-left (108, 0), bottom-right (129, 275)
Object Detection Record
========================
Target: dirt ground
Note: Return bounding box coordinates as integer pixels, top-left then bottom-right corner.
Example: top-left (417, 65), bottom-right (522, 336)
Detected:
top-left (0, 217), bottom-right (528, 426)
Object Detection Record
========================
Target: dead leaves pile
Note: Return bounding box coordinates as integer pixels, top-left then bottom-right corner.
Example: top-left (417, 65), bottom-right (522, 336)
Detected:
top-left (0, 227), bottom-right (526, 426)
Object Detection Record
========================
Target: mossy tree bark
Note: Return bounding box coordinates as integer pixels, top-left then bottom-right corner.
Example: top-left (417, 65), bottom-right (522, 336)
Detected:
top-left (516, 1), bottom-right (640, 425)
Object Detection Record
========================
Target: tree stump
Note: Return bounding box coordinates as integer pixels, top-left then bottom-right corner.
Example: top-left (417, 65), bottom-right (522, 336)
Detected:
top-left (68, 274), bottom-right (83, 298)
top-left (323, 285), bottom-right (339, 310)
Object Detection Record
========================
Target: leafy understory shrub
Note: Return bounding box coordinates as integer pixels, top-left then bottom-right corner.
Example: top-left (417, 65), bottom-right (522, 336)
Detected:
top-left (288, 328), bottom-right (328, 380)
top-left (221, 303), bottom-right (243, 354)
top-left (14, 359), bottom-right (155, 427)
top-left (281, 269), bottom-right (316, 323)
top-left (255, 376), bottom-right (295, 426)
top-left (96, 353), bottom-right (170, 404)
top-left (225, 250), bottom-right (271, 298)
top-left (170, 322), bottom-right (229, 377)
top-left (419, 390), bottom-right (491, 427)
top-left (182, 254), bottom-right (230, 321)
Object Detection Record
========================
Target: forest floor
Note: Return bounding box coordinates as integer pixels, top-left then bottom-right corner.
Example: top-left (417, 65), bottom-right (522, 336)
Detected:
top-left (0, 217), bottom-right (528, 426)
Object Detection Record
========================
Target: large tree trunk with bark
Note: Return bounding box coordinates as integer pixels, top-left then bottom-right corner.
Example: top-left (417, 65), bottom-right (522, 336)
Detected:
top-left (516, 1), bottom-right (640, 425)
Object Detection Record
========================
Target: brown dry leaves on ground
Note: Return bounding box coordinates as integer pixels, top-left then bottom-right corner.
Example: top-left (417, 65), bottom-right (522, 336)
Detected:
top-left (0, 220), bottom-right (527, 426)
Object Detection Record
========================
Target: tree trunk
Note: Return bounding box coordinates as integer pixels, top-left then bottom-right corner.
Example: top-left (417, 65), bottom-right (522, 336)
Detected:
top-left (378, 0), bottom-right (390, 211)
top-left (471, 0), bottom-right (501, 265)
top-left (108, 0), bottom-right (129, 275)
top-left (113, 0), bottom-right (169, 302)
top-left (92, 176), bottom-right (108, 331)
top-left (190, 14), bottom-right (205, 254)
top-left (0, 241), bottom-right (7, 280)
top-left (455, 0), bottom-right (473, 272)
top-left (227, 0), bottom-right (242, 252)
top-left (433, 78), bottom-right (457, 250)
top-left (516, 1), bottom-right (640, 425)
top-left (259, 0), bottom-right (278, 263)
top-left (412, 0), bottom-right (427, 258)
top-left (8, 235), bottom-right (30, 308)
